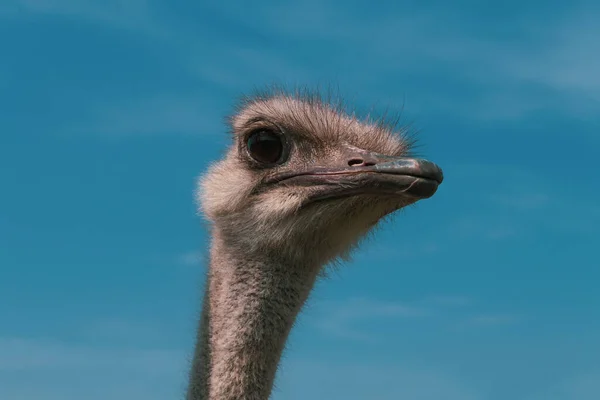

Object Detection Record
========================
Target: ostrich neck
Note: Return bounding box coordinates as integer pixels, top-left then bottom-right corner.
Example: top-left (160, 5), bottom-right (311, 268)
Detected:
top-left (187, 230), bottom-right (320, 400)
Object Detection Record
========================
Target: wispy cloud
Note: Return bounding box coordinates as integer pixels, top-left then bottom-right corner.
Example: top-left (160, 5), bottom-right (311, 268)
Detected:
top-left (79, 317), bottom-right (176, 344)
top-left (0, 336), bottom-right (184, 372)
top-left (211, 1), bottom-right (600, 121)
top-left (356, 240), bottom-right (441, 262)
top-left (311, 295), bottom-right (518, 341)
top-left (439, 163), bottom-right (600, 242)
top-left (0, 336), bottom-right (187, 400)
top-left (528, 370), bottom-right (600, 400)
top-left (276, 359), bottom-right (482, 400)
top-left (8, 1), bottom-right (599, 137)
top-left (450, 215), bottom-right (521, 241)
top-left (190, 46), bottom-right (314, 91)
top-left (313, 297), bottom-right (429, 341)
top-left (489, 192), bottom-right (551, 211)
top-left (560, 371), bottom-right (600, 400)
top-left (65, 95), bottom-right (222, 137)
top-left (424, 295), bottom-right (472, 307)
top-left (506, 13), bottom-right (600, 104)
top-left (178, 250), bottom-right (204, 268)
top-left (467, 314), bottom-right (521, 326)
top-left (5, 0), bottom-right (168, 38)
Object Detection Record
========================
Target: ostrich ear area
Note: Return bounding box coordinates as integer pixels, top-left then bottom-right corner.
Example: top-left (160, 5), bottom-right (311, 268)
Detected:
top-left (263, 157), bottom-right (444, 202)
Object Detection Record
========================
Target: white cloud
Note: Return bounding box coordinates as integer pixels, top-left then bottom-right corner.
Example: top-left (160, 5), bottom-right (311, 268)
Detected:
top-left (310, 295), bottom-right (515, 341)
top-left (450, 215), bottom-right (521, 241)
top-left (212, 2), bottom-right (600, 121)
top-left (356, 240), bottom-right (441, 262)
top-left (527, 370), bottom-right (600, 400)
top-left (80, 317), bottom-right (175, 343)
top-left (276, 359), bottom-right (482, 400)
top-left (9, 1), bottom-right (599, 133)
top-left (190, 46), bottom-right (314, 91)
top-left (178, 250), bottom-right (204, 267)
top-left (443, 163), bottom-right (600, 239)
top-left (0, 336), bottom-right (188, 400)
top-left (467, 314), bottom-right (521, 326)
top-left (507, 14), bottom-right (600, 102)
top-left (66, 95), bottom-right (222, 137)
top-left (5, 0), bottom-right (168, 38)
top-left (425, 295), bottom-right (472, 307)
top-left (562, 371), bottom-right (600, 400)
top-left (313, 297), bottom-right (429, 341)
top-left (0, 336), bottom-right (184, 372)
top-left (489, 192), bottom-right (551, 211)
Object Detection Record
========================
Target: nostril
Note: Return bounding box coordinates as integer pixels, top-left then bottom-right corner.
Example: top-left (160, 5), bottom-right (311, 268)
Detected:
top-left (348, 158), bottom-right (377, 167)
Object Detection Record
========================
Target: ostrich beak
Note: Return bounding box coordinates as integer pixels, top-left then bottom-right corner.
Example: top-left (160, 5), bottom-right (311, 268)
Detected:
top-left (265, 150), bottom-right (444, 202)
top-left (368, 156), bottom-right (444, 198)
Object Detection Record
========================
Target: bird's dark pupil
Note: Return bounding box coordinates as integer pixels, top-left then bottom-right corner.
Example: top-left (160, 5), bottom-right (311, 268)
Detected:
top-left (247, 131), bottom-right (283, 164)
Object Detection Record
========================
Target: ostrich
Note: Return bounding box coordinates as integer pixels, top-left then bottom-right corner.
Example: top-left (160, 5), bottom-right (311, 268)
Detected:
top-left (187, 90), bottom-right (444, 400)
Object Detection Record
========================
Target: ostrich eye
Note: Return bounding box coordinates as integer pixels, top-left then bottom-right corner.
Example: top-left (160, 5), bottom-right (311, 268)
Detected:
top-left (246, 129), bottom-right (285, 165)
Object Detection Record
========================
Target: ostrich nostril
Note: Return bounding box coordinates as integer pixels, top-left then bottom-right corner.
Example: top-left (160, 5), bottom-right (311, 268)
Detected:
top-left (348, 158), bottom-right (376, 167)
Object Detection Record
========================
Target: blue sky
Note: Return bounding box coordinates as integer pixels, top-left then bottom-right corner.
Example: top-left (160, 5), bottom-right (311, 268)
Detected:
top-left (1, 0), bottom-right (599, 399)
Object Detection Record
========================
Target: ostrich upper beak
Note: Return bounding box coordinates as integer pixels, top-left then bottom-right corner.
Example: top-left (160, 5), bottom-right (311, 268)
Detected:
top-left (265, 148), bottom-right (444, 202)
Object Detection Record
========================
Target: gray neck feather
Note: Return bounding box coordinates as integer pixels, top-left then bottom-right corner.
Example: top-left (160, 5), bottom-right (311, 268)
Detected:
top-left (187, 230), bottom-right (320, 400)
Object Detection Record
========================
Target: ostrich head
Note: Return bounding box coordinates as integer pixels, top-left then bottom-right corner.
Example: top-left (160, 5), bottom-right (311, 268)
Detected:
top-left (188, 90), bottom-right (444, 400)
top-left (199, 91), bottom-right (443, 267)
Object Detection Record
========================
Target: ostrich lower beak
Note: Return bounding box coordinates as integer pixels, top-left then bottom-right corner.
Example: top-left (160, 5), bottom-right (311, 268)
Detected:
top-left (266, 156), bottom-right (444, 202)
